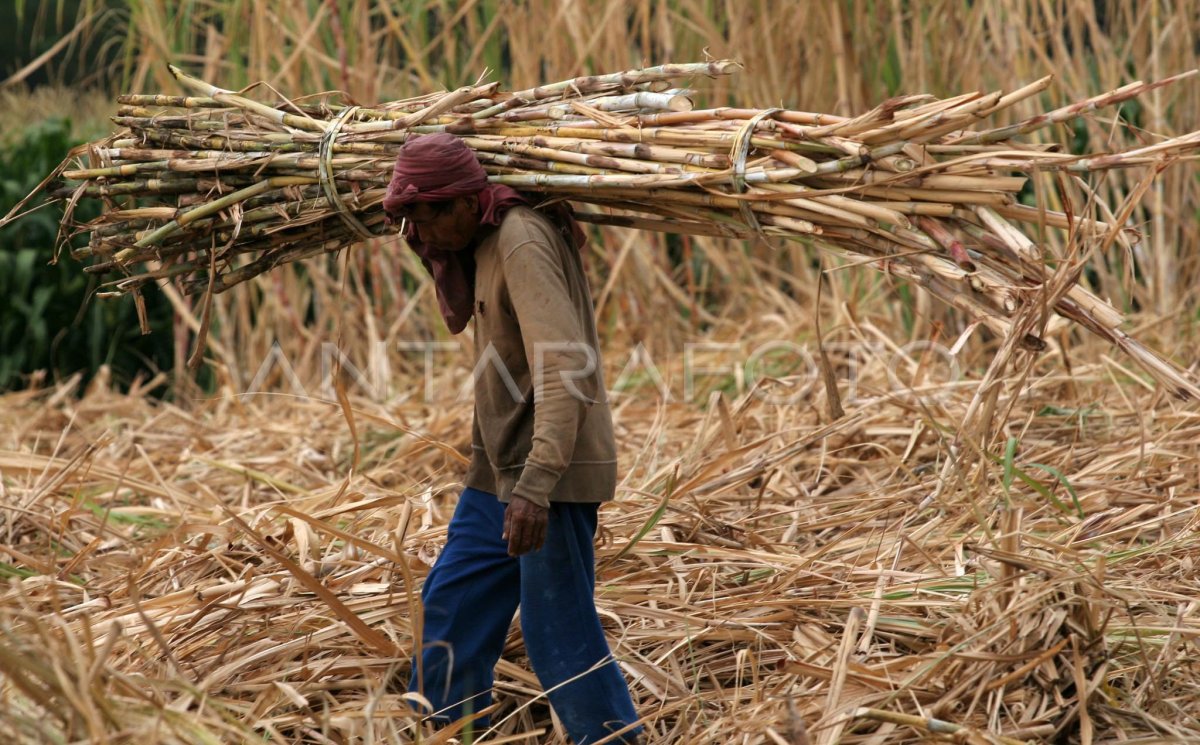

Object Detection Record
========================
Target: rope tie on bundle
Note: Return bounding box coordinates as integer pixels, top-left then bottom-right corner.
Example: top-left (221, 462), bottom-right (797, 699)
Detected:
top-left (318, 106), bottom-right (376, 241)
top-left (730, 108), bottom-right (781, 233)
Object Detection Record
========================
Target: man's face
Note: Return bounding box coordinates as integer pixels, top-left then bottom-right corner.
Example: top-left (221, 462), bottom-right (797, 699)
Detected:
top-left (394, 195), bottom-right (481, 252)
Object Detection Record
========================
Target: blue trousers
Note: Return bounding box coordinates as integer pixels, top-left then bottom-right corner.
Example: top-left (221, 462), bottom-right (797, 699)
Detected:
top-left (409, 487), bottom-right (641, 744)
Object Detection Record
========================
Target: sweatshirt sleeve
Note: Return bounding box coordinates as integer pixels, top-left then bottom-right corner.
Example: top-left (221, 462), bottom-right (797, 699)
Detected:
top-left (501, 231), bottom-right (597, 508)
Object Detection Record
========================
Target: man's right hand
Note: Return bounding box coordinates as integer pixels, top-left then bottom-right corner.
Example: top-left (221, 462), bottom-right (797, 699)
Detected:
top-left (502, 495), bottom-right (548, 556)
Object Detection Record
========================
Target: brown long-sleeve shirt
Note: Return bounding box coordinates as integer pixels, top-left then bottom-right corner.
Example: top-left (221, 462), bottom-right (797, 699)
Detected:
top-left (464, 206), bottom-right (617, 508)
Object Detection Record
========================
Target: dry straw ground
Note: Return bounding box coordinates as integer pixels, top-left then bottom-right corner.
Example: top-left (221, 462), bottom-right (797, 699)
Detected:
top-left (3, 1), bottom-right (1200, 743)
top-left (3, 322), bottom-right (1200, 743)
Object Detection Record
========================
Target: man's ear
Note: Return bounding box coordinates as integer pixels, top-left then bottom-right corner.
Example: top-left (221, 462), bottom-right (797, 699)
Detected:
top-left (464, 193), bottom-right (480, 215)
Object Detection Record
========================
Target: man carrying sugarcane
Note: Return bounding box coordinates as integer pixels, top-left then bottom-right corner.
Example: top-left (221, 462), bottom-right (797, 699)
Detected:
top-left (383, 133), bottom-right (642, 744)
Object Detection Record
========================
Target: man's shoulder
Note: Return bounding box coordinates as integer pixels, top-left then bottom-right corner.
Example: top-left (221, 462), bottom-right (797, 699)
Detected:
top-left (498, 206), bottom-right (562, 258)
top-left (500, 204), bottom-right (552, 228)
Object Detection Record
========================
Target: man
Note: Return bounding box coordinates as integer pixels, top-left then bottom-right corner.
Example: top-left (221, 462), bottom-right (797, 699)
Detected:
top-left (383, 133), bottom-right (642, 744)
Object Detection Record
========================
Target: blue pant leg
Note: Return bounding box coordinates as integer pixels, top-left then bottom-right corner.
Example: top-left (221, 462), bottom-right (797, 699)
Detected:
top-left (410, 487), bottom-right (519, 727)
top-left (519, 503), bottom-right (642, 744)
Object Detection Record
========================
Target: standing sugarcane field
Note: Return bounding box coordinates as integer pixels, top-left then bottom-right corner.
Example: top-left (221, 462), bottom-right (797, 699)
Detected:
top-left (5, 1), bottom-right (1200, 743)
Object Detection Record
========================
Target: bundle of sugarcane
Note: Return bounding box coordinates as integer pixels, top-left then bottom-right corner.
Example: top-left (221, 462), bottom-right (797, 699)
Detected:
top-left (11, 60), bottom-right (1200, 396)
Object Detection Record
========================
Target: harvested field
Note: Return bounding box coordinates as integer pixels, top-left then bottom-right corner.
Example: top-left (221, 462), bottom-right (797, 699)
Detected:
top-left (2, 317), bottom-right (1199, 743)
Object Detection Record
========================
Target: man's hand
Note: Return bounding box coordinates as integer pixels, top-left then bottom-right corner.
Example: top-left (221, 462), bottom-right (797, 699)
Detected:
top-left (503, 495), bottom-right (549, 556)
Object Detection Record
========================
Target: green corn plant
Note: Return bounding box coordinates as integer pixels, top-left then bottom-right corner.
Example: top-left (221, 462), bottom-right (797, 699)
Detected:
top-left (0, 118), bottom-right (175, 392)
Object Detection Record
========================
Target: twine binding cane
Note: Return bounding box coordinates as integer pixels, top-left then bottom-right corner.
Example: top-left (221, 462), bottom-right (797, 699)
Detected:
top-left (318, 106), bottom-right (377, 241)
top-left (730, 108), bottom-right (782, 234)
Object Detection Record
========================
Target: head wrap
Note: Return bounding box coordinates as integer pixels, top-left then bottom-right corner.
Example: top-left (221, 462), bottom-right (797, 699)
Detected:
top-left (384, 133), bottom-right (587, 334)
top-left (383, 133), bottom-right (491, 212)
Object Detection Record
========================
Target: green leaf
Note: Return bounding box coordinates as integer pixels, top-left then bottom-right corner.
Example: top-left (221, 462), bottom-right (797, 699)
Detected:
top-left (1027, 462), bottom-right (1085, 518)
top-left (1001, 437), bottom-right (1018, 495)
top-left (0, 118), bottom-right (178, 394)
top-left (608, 471), bottom-right (676, 563)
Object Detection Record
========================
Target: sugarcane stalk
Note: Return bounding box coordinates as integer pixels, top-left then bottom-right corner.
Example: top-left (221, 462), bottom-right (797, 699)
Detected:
top-left (118, 176), bottom-right (318, 256)
top-left (474, 60), bottom-right (740, 118)
top-left (525, 135), bottom-right (732, 168)
top-left (168, 64), bottom-right (331, 133)
top-left (574, 210), bottom-right (748, 238)
top-left (950, 69), bottom-right (1199, 146)
top-left (855, 92), bottom-right (990, 144)
top-left (467, 137), bottom-right (706, 175)
top-left (871, 201), bottom-right (955, 216)
top-left (757, 183), bottom-right (911, 228)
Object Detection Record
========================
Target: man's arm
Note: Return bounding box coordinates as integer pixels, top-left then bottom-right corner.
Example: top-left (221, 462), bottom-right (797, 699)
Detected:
top-left (501, 231), bottom-right (596, 553)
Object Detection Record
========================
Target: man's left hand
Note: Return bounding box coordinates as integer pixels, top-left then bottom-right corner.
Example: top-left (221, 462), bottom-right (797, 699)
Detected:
top-left (503, 495), bottom-right (548, 556)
